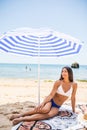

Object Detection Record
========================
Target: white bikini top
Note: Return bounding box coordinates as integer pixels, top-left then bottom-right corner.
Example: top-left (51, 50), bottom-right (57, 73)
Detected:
top-left (57, 85), bottom-right (73, 97)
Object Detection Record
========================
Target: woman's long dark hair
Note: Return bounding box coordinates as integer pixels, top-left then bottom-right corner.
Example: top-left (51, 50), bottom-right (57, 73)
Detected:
top-left (59, 66), bottom-right (73, 82)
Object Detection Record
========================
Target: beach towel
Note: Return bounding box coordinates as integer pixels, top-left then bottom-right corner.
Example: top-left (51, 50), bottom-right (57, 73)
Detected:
top-left (16, 121), bottom-right (51, 130)
top-left (11, 104), bottom-right (87, 130)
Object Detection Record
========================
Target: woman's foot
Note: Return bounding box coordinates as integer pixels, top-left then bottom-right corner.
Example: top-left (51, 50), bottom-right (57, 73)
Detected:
top-left (12, 117), bottom-right (23, 125)
top-left (9, 114), bottom-right (21, 121)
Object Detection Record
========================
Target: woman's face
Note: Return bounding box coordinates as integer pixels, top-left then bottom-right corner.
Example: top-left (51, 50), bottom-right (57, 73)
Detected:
top-left (61, 68), bottom-right (69, 79)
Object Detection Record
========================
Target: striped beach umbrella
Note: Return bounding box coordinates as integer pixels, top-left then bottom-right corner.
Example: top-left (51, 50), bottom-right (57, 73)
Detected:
top-left (0, 28), bottom-right (83, 104)
top-left (0, 28), bottom-right (82, 57)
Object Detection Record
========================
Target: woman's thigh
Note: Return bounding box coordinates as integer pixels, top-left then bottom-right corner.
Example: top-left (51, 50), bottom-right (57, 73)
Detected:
top-left (48, 107), bottom-right (59, 117)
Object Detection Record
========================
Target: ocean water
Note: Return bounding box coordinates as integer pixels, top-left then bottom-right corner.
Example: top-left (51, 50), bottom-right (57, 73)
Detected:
top-left (0, 63), bottom-right (87, 80)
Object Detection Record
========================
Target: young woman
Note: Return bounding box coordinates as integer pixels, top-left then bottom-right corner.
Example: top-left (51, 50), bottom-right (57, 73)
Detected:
top-left (10, 66), bottom-right (77, 125)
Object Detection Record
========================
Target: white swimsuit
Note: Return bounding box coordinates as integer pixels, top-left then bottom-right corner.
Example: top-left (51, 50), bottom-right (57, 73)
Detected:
top-left (57, 85), bottom-right (73, 97)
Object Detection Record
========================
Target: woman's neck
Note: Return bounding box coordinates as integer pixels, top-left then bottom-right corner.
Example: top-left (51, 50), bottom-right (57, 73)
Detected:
top-left (63, 79), bottom-right (70, 83)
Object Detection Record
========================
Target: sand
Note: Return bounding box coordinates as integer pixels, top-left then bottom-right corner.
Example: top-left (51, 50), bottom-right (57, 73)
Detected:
top-left (0, 78), bottom-right (87, 130)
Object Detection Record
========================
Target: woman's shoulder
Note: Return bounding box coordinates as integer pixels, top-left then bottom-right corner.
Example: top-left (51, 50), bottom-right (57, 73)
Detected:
top-left (54, 80), bottom-right (62, 85)
top-left (71, 81), bottom-right (78, 88)
top-left (72, 81), bottom-right (77, 85)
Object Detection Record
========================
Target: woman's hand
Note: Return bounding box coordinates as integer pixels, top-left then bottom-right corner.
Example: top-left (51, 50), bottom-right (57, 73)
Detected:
top-left (35, 102), bottom-right (45, 112)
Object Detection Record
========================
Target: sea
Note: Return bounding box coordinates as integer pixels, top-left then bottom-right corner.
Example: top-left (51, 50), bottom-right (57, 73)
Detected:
top-left (0, 63), bottom-right (87, 81)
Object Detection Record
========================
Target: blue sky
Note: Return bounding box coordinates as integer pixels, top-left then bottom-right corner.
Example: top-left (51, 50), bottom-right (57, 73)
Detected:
top-left (0, 0), bottom-right (87, 65)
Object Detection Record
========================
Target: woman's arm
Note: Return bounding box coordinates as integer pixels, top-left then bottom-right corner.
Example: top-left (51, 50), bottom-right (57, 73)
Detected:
top-left (42, 80), bottom-right (60, 104)
top-left (36, 80), bottom-right (60, 109)
top-left (71, 82), bottom-right (77, 113)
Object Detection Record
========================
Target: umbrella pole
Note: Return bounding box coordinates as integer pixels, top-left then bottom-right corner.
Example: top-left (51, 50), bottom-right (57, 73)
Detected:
top-left (38, 57), bottom-right (40, 105)
top-left (38, 37), bottom-right (40, 105)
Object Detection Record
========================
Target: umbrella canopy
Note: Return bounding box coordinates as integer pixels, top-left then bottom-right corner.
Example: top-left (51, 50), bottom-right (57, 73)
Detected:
top-left (0, 28), bottom-right (83, 104)
top-left (0, 28), bottom-right (82, 57)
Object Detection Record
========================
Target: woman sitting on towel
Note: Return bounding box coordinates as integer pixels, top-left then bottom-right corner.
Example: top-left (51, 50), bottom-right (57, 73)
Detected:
top-left (10, 66), bottom-right (77, 125)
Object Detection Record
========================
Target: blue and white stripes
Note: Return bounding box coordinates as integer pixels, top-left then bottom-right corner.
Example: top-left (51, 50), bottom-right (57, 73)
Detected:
top-left (0, 28), bottom-right (83, 57)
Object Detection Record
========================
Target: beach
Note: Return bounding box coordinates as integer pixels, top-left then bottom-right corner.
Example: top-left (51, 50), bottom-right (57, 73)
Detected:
top-left (0, 78), bottom-right (87, 130)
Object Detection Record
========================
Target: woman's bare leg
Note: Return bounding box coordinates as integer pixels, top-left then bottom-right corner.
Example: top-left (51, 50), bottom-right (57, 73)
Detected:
top-left (10, 102), bottom-right (51, 120)
top-left (12, 107), bottom-right (59, 125)
top-left (9, 108), bottom-right (37, 121)
top-left (9, 114), bottom-right (21, 120)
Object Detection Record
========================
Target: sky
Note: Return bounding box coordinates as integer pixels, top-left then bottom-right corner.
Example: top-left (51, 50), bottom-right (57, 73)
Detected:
top-left (0, 0), bottom-right (87, 65)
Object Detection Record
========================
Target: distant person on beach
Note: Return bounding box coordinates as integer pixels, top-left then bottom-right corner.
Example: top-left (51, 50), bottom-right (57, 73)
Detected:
top-left (25, 65), bottom-right (31, 72)
top-left (10, 66), bottom-right (77, 125)
top-left (25, 66), bottom-right (28, 72)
